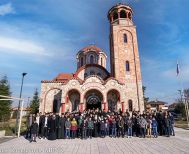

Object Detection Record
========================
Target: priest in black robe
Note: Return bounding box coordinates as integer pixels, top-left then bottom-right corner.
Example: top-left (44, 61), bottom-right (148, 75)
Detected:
top-left (93, 120), bottom-right (98, 137)
top-left (48, 114), bottom-right (56, 140)
top-left (59, 114), bottom-right (66, 139)
top-left (55, 113), bottom-right (61, 139)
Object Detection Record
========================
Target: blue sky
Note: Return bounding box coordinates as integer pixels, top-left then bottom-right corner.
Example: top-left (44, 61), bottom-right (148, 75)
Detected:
top-left (0, 0), bottom-right (189, 106)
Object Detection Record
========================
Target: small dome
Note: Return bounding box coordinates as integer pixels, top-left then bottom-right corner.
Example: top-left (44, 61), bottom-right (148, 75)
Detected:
top-left (76, 45), bottom-right (107, 69)
top-left (79, 45), bottom-right (103, 54)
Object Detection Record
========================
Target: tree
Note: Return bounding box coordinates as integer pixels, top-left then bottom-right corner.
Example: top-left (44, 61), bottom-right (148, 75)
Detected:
top-left (174, 103), bottom-right (186, 117)
top-left (184, 88), bottom-right (189, 100)
top-left (0, 75), bottom-right (12, 122)
top-left (174, 88), bottom-right (189, 118)
top-left (30, 89), bottom-right (39, 114)
top-left (143, 86), bottom-right (149, 109)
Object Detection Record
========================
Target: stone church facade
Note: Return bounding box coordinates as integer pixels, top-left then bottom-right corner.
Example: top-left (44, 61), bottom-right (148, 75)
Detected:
top-left (39, 3), bottom-right (144, 114)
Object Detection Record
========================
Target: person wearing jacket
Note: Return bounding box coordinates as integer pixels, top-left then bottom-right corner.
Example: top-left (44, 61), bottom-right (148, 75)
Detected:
top-left (100, 120), bottom-right (105, 138)
top-left (139, 116), bottom-right (147, 138)
top-left (127, 117), bottom-right (133, 138)
top-left (71, 118), bottom-right (77, 139)
top-left (87, 118), bottom-right (94, 139)
top-left (163, 115), bottom-right (170, 137)
top-left (65, 118), bottom-right (71, 139)
top-left (152, 117), bottom-right (158, 138)
top-left (146, 116), bottom-right (152, 138)
top-left (81, 119), bottom-right (87, 139)
top-left (169, 112), bottom-right (175, 136)
top-left (30, 118), bottom-right (38, 143)
top-left (105, 119), bottom-right (110, 137)
top-left (111, 118), bottom-right (117, 138)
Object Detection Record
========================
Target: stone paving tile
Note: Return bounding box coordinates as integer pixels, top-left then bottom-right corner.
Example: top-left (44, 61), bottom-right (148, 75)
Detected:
top-left (0, 128), bottom-right (188, 154)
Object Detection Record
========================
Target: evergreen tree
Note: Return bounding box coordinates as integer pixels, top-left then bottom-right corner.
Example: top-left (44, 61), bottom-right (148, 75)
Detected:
top-left (0, 75), bottom-right (12, 122)
top-left (30, 89), bottom-right (39, 114)
top-left (174, 103), bottom-right (186, 117)
top-left (142, 86), bottom-right (149, 109)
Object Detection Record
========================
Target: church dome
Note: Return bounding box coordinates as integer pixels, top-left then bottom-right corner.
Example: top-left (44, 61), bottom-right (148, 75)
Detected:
top-left (80, 45), bottom-right (103, 53)
top-left (76, 45), bottom-right (107, 69)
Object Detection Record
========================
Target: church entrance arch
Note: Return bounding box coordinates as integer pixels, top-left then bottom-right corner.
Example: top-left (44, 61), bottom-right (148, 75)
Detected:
top-left (107, 89), bottom-right (120, 112)
top-left (84, 89), bottom-right (103, 110)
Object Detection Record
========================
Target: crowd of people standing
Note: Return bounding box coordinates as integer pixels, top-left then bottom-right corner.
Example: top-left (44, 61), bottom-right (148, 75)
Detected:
top-left (26, 109), bottom-right (175, 142)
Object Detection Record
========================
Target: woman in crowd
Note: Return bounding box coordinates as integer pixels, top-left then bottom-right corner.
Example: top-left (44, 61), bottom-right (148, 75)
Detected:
top-left (71, 118), bottom-right (77, 139)
top-left (146, 116), bottom-right (152, 138)
top-left (65, 118), bottom-right (71, 139)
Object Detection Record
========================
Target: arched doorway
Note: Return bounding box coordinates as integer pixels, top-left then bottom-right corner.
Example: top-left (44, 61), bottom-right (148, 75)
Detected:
top-left (68, 89), bottom-right (80, 112)
top-left (84, 89), bottom-right (103, 110)
top-left (107, 90), bottom-right (120, 112)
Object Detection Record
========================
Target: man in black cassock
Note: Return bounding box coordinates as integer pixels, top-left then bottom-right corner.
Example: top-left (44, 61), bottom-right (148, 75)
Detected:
top-left (55, 113), bottom-right (61, 139)
top-left (39, 113), bottom-right (45, 139)
top-left (48, 114), bottom-right (56, 140)
top-left (93, 119), bottom-right (98, 137)
top-left (59, 114), bottom-right (66, 139)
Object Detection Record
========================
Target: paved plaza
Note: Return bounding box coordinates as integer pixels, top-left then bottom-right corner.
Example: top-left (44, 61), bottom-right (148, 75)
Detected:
top-left (0, 128), bottom-right (188, 154)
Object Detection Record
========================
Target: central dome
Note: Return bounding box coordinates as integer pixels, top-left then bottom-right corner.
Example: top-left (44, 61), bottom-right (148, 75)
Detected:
top-left (76, 45), bottom-right (107, 69)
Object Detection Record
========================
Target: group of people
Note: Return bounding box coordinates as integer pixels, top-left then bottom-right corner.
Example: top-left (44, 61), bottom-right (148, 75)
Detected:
top-left (26, 109), bottom-right (175, 142)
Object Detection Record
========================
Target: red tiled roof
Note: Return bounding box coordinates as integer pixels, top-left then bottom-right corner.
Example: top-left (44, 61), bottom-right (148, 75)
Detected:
top-left (80, 45), bottom-right (103, 53)
top-left (53, 73), bottom-right (73, 81)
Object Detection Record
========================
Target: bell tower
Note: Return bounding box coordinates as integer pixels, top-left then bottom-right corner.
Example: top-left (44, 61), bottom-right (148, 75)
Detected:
top-left (108, 3), bottom-right (144, 112)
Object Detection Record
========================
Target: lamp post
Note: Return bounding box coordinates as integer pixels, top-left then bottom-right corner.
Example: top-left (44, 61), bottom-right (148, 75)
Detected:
top-left (15, 73), bottom-right (27, 135)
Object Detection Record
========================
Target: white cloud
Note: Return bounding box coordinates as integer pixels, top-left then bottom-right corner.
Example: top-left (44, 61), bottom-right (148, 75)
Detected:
top-left (0, 36), bottom-right (51, 56)
top-left (0, 3), bottom-right (15, 16)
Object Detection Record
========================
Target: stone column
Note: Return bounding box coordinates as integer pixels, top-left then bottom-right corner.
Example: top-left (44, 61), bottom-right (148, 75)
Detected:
top-left (62, 103), bottom-right (66, 113)
top-left (103, 102), bottom-right (107, 111)
top-left (80, 103), bottom-right (84, 112)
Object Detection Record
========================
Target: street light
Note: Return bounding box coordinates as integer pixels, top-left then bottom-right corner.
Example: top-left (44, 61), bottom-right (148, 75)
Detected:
top-left (15, 72), bottom-right (27, 135)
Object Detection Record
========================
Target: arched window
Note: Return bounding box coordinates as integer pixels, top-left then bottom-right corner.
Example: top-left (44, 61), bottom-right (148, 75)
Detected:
top-left (128, 12), bottom-right (132, 20)
top-left (123, 33), bottom-right (127, 43)
top-left (90, 55), bottom-right (94, 64)
top-left (81, 57), bottom-right (84, 66)
top-left (113, 12), bottom-right (118, 20)
top-left (126, 61), bottom-right (130, 72)
top-left (120, 10), bottom-right (126, 18)
top-left (101, 58), bottom-right (103, 66)
top-left (128, 100), bottom-right (133, 112)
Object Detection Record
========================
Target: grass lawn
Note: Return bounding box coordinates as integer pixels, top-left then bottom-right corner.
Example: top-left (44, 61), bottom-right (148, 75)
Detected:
top-left (0, 117), bottom-right (27, 136)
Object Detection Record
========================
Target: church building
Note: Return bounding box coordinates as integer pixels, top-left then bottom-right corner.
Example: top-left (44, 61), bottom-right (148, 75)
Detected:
top-left (39, 3), bottom-right (144, 113)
